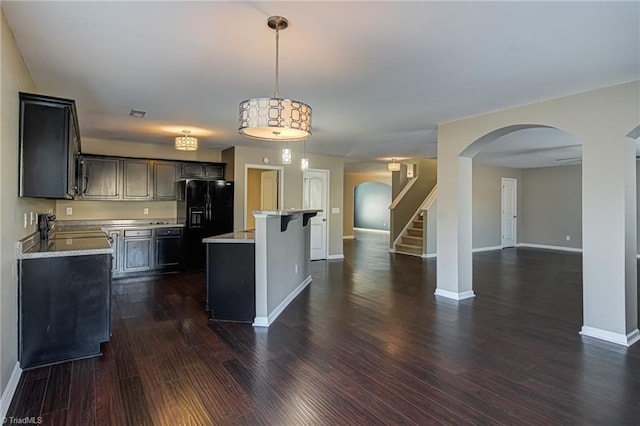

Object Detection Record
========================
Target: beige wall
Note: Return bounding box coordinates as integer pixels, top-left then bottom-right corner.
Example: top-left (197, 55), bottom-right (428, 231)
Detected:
top-left (55, 200), bottom-right (176, 220)
top-left (231, 145), bottom-right (344, 257)
top-left (1, 11), bottom-right (56, 396)
top-left (472, 164), bottom-right (522, 248)
top-left (343, 172), bottom-right (391, 237)
top-left (521, 165), bottom-right (582, 248)
top-left (81, 137), bottom-right (222, 162)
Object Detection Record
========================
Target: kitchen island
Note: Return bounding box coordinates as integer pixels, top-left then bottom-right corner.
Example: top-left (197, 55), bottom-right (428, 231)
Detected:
top-left (203, 209), bottom-right (319, 327)
top-left (17, 230), bottom-right (113, 369)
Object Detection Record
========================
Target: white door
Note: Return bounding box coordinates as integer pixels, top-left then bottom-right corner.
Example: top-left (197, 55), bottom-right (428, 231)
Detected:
top-left (303, 170), bottom-right (329, 260)
top-left (261, 170), bottom-right (279, 210)
top-left (501, 178), bottom-right (517, 248)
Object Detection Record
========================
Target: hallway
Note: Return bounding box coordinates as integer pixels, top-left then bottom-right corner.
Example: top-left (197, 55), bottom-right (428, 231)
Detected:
top-left (6, 232), bottom-right (640, 424)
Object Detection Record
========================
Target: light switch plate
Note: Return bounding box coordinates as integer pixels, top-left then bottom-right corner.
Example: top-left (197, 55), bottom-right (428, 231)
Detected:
top-left (331, 207), bottom-right (340, 214)
top-left (66, 207), bottom-right (73, 215)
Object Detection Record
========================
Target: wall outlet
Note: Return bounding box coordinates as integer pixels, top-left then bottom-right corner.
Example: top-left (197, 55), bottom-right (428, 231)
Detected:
top-left (23, 213), bottom-right (27, 228)
top-left (66, 207), bottom-right (73, 215)
top-left (331, 207), bottom-right (340, 214)
top-left (143, 208), bottom-right (149, 215)
top-left (565, 235), bottom-right (571, 241)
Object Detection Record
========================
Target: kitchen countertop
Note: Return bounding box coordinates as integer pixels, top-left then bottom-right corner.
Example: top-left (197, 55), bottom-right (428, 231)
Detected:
top-left (56, 219), bottom-right (184, 230)
top-left (18, 231), bottom-right (113, 259)
top-left (202, 230), bottom-right (255, 244)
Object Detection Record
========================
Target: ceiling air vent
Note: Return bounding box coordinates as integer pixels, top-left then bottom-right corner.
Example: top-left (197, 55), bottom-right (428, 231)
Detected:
top-left (129, 109), bottom-right (146, 118)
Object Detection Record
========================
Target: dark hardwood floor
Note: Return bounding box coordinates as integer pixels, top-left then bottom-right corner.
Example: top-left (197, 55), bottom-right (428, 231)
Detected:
top-left (7, 230), bottom-right (640, 425)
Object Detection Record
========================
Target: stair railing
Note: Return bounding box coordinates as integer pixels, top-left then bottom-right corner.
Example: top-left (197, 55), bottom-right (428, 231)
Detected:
top-left (391, 184), bottom-right (438, 250)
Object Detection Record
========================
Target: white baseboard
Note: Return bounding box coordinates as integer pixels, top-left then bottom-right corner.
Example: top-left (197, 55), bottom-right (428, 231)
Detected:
top-left (343, 235), bottom-right (354, 240)
top-left (580, 326), bottom-right (640, 347)
top-left (473, 246), bottom-right (502, 253)
top-left (421, 253), bottom-right (437, 259)
top-left (353, 228), bottom-right (390, 234)
top-left (327, 254), bottom-right (345, 260)
top-left (434, 288), bottom-right (476, 301)
top-left (253, 275), bottom-right (312, 328)
top-left (517, 243), bottom-right (582, 253)
top-left (0, 362), bottom-right (22, 420)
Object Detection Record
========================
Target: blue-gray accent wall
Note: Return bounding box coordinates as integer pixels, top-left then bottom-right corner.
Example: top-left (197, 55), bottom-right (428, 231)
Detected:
top-left (354, 182), bottom-right (391, 231)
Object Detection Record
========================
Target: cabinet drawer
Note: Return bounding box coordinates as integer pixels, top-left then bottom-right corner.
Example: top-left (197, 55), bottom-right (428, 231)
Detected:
top-left (123, 229), bottom-right (152, 237)
top-left (156, 227), bottom-right (182, 237)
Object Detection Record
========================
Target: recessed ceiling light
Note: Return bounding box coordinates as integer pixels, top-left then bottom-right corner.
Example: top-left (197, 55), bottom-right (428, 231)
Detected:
top-left (129, 109), bottom-right (146, 118)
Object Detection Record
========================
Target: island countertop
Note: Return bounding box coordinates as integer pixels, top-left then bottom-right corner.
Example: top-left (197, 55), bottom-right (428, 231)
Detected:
top-left (203, 230), bottom-right (255, 244)
top-left (252, 209), bottom-right (321, 216)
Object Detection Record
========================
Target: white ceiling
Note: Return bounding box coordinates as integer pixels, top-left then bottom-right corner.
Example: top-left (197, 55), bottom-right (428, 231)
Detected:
top-left (3, 1), bottom-right (638, 172)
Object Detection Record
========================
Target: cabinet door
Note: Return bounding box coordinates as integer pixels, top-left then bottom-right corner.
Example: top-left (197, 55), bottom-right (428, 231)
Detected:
top-left (19, 95), bottom-right (75, 199)
top-left (68, 118), bottom-right (80, 198)
top-left (80, 157), bottom-right (120, 199)
top-left (108, 230), bottom-right (121, 272)
top-left (180, 162), bottom-right (205, 178)
top-left (204, 164), bottom-right (224, 179)
top-left (123, 237), bottom-right (153, 271)
top-left (156, 233), bottom-right (182, 269)
top-left (153, 161), bottom-right (178, 200)
top-left (123, 160), bottom-right (152, 199)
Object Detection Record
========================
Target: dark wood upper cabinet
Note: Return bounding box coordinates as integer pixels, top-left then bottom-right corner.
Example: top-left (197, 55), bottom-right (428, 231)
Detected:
top-left (80, 156), bottom-right (120, 199)
top-left (180, 162), bottom-right (224, 179)
top-left (123, 159), bottom-right (152, 200)
top-left (19, 92), bottom-right (81, 199)
top-left (153, 161), bottom-right (179, 200)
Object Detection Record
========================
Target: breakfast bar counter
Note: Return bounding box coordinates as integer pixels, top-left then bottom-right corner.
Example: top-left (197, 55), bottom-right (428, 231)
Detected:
top-left (203, 209), bottom-right (319, 326)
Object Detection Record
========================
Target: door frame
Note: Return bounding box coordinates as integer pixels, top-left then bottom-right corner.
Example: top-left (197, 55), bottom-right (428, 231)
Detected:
top-left (501, 177), bottom-right (517, 248)
top-left (244, 164), bottom-right (284, 230)
top-left (303, 168), bottom-right (330, 260)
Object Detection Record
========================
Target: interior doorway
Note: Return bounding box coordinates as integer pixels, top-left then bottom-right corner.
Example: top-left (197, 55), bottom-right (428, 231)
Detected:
top-left (244, 165), bottom-right (284, 230)
top-left (501, 177), bottom-right (517, 247)
top-left (303, 169), bottom-right (329, 260)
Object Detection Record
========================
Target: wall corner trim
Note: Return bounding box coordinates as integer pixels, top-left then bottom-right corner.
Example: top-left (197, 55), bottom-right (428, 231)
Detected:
top-left (434, 289), bottom-right (476, 301)
top-left (580, 326), bottom-right (640, 347)
top-left (0, 362), bottom-right (22, 420)
top-left (253, 275), bottom-right (312, 328)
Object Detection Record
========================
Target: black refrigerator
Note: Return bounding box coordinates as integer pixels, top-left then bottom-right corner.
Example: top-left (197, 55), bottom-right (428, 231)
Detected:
top-left (177, 179), bottom-right (234, 270)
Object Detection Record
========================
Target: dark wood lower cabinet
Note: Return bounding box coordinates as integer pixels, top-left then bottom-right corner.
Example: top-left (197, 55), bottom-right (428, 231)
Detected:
top-left (206, 242), bottom-right (255, 322)
top-left (155, 228), bottom-right (182, 271)
top-left (19, 254), bottom-right (111, 369)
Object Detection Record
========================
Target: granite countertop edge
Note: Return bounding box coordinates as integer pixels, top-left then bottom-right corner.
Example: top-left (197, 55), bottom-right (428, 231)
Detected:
top-left (19, 247), bottom-right (113, 260)
top-left (56, 219), bottom-right (184, 230)
top-left (203, 231), bottom-right (255, 244)
top-left (252, 209), bottom-right (321, 217)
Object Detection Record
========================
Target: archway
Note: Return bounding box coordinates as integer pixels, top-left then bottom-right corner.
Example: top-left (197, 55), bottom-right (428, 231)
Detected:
top-left (434, 82), bottom-right (639, 346)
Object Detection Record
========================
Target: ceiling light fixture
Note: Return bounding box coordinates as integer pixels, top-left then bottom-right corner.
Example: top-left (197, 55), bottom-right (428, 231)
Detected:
top-left (239, 16), bottom-right (312, 141)
top-left (175, 130), bottom-right (198, 151)
top-left (282, 146), bottom-right (292, 164)
top-left (301, 139), bottom-right (309, 170)
top-left (387, 159), bottom-right (401, 172)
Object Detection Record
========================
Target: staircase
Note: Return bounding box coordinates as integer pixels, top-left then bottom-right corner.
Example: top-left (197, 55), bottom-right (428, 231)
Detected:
top-left (394, 213), bottom-right (424, 256)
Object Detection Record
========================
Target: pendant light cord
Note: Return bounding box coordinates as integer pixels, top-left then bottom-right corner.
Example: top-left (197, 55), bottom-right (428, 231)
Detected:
top-left (274, 27), bottom-right (280, 98)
